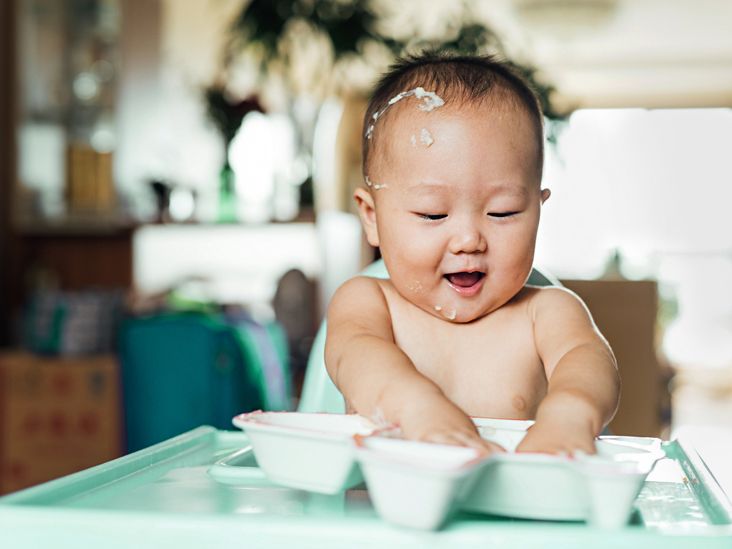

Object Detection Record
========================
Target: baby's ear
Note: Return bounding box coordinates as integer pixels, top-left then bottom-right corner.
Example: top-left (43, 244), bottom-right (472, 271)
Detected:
top-left (354, 187), bottom-right (380, 247)
top-left (541, 188), bottom-right (551, 204)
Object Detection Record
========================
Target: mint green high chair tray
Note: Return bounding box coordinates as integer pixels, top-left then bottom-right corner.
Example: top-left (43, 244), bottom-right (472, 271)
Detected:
top-left (1, 425), bottom-right (730, 548)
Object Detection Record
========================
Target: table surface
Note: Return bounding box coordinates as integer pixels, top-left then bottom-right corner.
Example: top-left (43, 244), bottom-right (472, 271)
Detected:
top-left (0, 426), bottom-right (731, 549)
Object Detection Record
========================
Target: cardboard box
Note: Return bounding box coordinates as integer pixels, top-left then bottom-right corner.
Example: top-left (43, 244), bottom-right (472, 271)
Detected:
top-left (561, 280), bottom-right (667, 437)
top-left (0, 352), bottom-right (123, 494)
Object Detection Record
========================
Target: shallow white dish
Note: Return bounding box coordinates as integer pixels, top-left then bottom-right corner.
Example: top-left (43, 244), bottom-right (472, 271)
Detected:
top-left (354, 435), bottom-right (483, 530)
top-left (356, 418), bottom-right (663, 530)
top-left (231, 413), bottom-right (663, 529)
top-left (232, 411), bottom-right (377, 494)
top-left (465, 418), bottom-right (664, 528)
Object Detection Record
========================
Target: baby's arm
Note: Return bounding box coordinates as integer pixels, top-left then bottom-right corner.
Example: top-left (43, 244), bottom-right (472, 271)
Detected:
top-left (516, 287), bottom-right (620, 455)
top-left (325, 277), bottom-right (497, 452)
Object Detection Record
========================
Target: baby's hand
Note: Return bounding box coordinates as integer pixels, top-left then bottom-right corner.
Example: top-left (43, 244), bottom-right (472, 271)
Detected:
top-left (398, 393), bottom-right (504, 455)
top-left (515, 416), bottom-right (596, 456)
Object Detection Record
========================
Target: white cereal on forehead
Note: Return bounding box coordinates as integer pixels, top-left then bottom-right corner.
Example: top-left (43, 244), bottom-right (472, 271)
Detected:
top-left (413, 87), bottom-right (445, 111)
top-left (365, 87), bottom-right (445, 140)
top-left (364, 175), bottom-right (388, 190)
top-left (419, 128), bottom-right (434, 147)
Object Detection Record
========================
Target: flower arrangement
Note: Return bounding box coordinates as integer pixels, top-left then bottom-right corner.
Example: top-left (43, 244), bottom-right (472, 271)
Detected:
top-left (203, 86), bottom-right (263, 150)
top-left (226, 0), bottom-right (568, 122)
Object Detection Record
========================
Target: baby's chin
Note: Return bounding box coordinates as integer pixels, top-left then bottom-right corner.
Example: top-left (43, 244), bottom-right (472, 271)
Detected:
top-left (392, 281), bottom-right (500, 323)
top-left (424, 302), bottom-right (487, 324)
top-left (424, 295), bottom-right (514, 324)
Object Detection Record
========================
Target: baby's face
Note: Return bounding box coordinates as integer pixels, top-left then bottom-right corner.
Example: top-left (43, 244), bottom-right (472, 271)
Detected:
top-left (365, 101), bottom-right (547, 323)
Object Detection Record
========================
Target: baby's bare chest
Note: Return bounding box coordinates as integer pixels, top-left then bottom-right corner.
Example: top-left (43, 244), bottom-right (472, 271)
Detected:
top-left (389, 303), bottom-right (548, 419)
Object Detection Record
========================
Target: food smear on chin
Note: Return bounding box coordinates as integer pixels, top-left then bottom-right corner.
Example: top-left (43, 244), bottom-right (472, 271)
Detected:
top-left (433, 304), bottom-right (457, 320)
top-left (443, 308), bottom-right (457, 320)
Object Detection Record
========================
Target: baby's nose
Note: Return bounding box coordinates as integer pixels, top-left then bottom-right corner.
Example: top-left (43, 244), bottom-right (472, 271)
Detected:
top-left (448, 226), bottom-right (487, 255)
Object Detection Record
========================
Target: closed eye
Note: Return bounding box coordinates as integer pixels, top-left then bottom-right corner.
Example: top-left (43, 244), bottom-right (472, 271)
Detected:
top-left (488, 211), bottom-right (519, 218)
top-left (416, 213), bottom-right (447, 221)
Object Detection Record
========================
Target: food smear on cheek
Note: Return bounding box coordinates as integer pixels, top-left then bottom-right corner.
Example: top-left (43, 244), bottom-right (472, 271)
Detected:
top-left (407, 280), bottom-right (424, 293)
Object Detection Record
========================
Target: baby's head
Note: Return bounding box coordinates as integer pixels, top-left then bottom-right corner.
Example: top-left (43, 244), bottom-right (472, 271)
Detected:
top-left (355, 51), bottom-right (551, 323)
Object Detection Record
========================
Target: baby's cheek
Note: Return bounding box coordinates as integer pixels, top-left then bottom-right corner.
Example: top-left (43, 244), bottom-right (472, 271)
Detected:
top-left (385, 228), bottom-right (429, 259)
top-left (401, 245), bottom-right (440, 272)
top-left (498, 227), bottom-right (538, 263)
top-left (406, 280), bottom-right (424, 294)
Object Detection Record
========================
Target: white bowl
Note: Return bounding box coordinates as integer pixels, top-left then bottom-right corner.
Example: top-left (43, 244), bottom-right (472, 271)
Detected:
top-left (232, 411), bottom-right (376, 494)
top-left (465, 418), bottom-right (664, 527)
top-left (354, 435), bottom-right (483, 530)
top-left (472, 417), bottom-right (534, 451)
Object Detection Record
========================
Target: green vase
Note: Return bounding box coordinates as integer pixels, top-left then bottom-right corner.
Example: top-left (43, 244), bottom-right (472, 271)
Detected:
top-left (217, 160), bottom-right (237, 223)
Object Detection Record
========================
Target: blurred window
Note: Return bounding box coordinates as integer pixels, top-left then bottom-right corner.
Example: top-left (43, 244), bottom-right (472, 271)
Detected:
top-left (536, 108), bottom-right (732, 367)
top-left (536, 108), bottom-right (732, 279)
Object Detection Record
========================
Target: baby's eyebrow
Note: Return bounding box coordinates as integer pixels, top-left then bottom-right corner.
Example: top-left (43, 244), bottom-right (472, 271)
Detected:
top-left (488, 184), bottom-right (530, 197)
top-left (406, 182), bottom-right (530, 196)
top-left (406, 182), bottom-right (449, 195)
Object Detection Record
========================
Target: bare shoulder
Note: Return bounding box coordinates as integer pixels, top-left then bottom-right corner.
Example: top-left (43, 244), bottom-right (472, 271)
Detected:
top-left (325, 276), bottom-right (394, 375)
top-left (524, 285), bottom-right (592, 320)
top-left (523, 285), bottom-right (605, 349)
top-left (526, 286), bottom-right (614, 368)
top-left (327, 276), bottom-right (392, 335)
top-left (329, 275), bottom-right (387, 311)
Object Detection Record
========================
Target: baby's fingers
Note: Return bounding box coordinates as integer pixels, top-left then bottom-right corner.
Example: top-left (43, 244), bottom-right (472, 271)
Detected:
top-left (567, 438), bottom-right (597, 456)
top-left (421, 432), bottom-right (465, 447)
top-left (480, 439), bottom-right (506, 455)
top-left (517, 436), bottom-right (596, 457)
top-left (428, 431), bottom-right (504, 456)
top-left (456, 433), bottom-right (505, 455)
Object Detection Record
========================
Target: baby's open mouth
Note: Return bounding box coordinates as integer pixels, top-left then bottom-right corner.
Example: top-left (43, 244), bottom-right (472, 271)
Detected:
top-left (445, 272), bottom-right (485, 287)
top-left (444, 271), bottom-right (485, 295)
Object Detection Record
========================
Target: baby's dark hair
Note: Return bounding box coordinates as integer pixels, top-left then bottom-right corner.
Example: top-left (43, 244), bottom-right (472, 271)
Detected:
top-left (362, 51), bottom-right (545, 179)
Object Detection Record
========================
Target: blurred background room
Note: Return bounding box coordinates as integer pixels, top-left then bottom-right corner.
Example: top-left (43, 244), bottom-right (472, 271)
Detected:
top-left (1, 0), bottom-right (732, 493)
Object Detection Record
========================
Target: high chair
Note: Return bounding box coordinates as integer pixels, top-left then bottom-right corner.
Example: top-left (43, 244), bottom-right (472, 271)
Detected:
top-left (298, 259), bottom-right (558, 412)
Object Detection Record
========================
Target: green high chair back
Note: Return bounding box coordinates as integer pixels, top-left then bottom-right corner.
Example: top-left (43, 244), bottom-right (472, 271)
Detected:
top-left (298, 259), bottom-right (558, 413)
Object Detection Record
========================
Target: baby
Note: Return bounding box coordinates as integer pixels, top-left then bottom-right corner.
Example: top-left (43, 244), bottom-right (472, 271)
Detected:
top-left (325, 52), bottom-right (620, 455)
